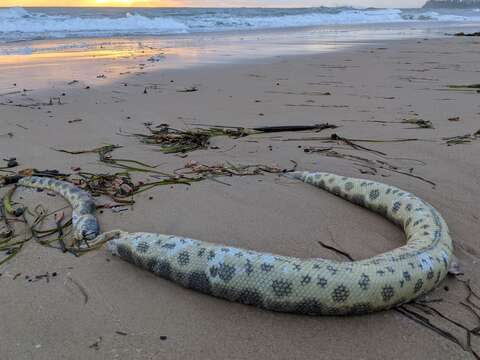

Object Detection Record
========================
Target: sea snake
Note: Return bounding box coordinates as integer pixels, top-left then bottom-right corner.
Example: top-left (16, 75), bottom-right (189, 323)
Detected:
top-left (17, 172), bottom-right (453, 315)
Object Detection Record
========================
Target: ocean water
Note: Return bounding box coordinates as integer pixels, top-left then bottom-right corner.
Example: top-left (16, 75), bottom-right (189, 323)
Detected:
top-left (1, 6), bottom-right (480, 44)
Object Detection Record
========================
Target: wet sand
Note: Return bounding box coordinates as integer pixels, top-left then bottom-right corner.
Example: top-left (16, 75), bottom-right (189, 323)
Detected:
top-left (1, 35), bottom-right (480, 359)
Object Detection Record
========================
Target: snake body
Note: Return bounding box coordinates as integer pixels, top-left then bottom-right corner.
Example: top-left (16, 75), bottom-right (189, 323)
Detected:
top-left (17, 172), bottom-right (453, 315)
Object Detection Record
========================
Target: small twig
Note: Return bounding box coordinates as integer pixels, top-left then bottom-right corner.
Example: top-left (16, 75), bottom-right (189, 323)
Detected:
top-left (66, 275), bottom-right (89, 304)
top-left (381, 167), bottom-right (436, 188)
top-left (395, 306), bottom-right (472, 354)
top-left (317, 240), bottom-right (354, 261)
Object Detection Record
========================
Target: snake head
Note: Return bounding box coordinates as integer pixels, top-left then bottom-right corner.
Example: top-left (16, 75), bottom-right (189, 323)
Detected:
top-left (74, 214), bottom-right (100, 242)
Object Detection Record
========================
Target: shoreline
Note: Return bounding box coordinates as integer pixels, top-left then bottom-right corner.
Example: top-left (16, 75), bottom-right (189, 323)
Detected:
top-left (2, 19), bottom-right (480, 90)
top-left (1, 34), bottom-right (480, 359)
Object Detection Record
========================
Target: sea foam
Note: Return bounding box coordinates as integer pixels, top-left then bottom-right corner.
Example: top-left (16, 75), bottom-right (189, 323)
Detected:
top-left (1, 6), bottom-right (479, 43)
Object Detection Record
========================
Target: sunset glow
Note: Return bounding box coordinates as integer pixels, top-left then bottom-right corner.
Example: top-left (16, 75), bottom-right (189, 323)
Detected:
top-left (95, 0), bottom-right (134, 5)
top-left (0, 0), bottom-right (183, 7)
top-left (0, 0), bottom-right (427, 8)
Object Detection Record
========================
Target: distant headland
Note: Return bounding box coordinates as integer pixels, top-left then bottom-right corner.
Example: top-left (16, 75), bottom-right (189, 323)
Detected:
top-left (423, 0), bottom-right (480, 8)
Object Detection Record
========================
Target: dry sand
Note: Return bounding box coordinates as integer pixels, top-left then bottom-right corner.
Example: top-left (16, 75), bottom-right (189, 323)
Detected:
top-left (0, 36), bottom-right (480, 359)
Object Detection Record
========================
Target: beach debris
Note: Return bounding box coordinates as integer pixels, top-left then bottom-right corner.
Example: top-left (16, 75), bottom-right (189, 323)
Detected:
top-left (88, 337), bottom-right (102, 350)
top-left (174, 160), bottom-right (296, 180)
top-left (53, 143), bottom-right (292, 196)
top-left (316, 237), bottom-right (480, 359)
top-left (69, 173), bottom-right (184, 204)
top-left (67, 80), bottom-right (79, 85)
top-left (66, 274), bottom-right (89, 304)
top-left (48, 97), bottom-right (62, 106)
top-left (448, 116), bottom-right (461, 122)
top-left (278, 135), bottom-right (422, 143)
top-left (252, 124), bottom-right (337, 133)
top-left (285, 103), bottom-right (349, 108)
top-left (454, 32), bottom-right (480, 37)
top-left (446, 84), bottom-right (480, 93)
top-left (292, 133), bottom-right (412, 155)
top-left (265, 90), bottom-right (331, 96)
top-left (317, 240), bottom-right (354, 261)
top-left (0, 152), bottom-right (291, 266)
top-left (53, 144), bottom-right (121, 157)
top-left (328, 133), bottom-right (387, 155)
top-left (1, 158), bottom-right (18, 169)
top-left (402, 118), bottom-right (434, 129)
top-left (147, 54), bottom-right (165, 62)
top-left (0, 132), bottom-right (14, 138)
top-left (303, 145), bottom-right (434, 187)
top-left (57, 142), bottom-right (291, 196)
top-left (177, 86), bottom-right (199, 93)
top-left (67, 118), bottom-right (83, 124)
top-left (128, 123), bottom-right (337, 154)
top-left (447, 84), bottom-right (480, 89)
top-left (24, 272), bottom-right (57, 283)
top-left (443, 129), bottom-right (480, 146)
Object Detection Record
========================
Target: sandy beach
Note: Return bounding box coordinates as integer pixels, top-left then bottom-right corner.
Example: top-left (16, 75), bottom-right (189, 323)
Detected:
top-left (1, 30), bottom-right (480, 359)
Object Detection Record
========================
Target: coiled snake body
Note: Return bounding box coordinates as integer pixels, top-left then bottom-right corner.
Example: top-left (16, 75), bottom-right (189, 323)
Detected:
top-left (18, 171), bottom-right (453, 315)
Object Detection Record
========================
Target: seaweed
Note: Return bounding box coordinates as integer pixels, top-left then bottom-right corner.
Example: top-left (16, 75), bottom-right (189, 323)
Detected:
top-left (174, 160), bottom-right (296, 180)
top-left (312, 239), bottom-right (480, 358)
top-left (0, 140), bottom-right (289, 265)
top-left (303, 147), bottom-right (435, 187)
top-left (445, 84), bottom-right (480, 94)
top-left (447, 84), bottom-right (480, 89)
top-left (127, 123), bottom-right (336, 154)
top-left (402, 118), bottom-right (434, 129)
top-left (443, 129), bottom-right (480, 146)
top-left (128, 124), bottom-right (248, 154)
top-left (454, 32), bottom-right (480, 37)
top-left (177, 86), bottom-right (198, 93)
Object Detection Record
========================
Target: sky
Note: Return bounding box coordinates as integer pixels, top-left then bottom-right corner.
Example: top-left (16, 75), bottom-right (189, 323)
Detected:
top-left (0, 0), bottom-right (426, 8)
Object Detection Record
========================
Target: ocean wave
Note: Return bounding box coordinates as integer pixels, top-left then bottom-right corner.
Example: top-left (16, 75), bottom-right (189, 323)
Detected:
top-left (0, 7), bottom-right (189, 41)
top-left (1, 7), bottom-right (480, 42)
top-left (0, 7), bottom-right (31, 19)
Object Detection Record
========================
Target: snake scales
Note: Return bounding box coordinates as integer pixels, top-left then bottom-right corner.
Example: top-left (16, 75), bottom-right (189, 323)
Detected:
top-left (17, 171), bottom-right (453, 315)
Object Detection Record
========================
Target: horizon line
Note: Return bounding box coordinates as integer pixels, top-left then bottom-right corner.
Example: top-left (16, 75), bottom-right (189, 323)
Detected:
top-left (0, 4), bottom-right (423, 8)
